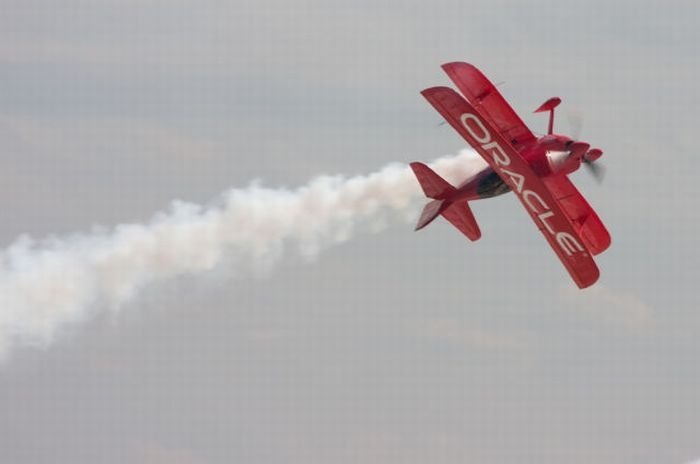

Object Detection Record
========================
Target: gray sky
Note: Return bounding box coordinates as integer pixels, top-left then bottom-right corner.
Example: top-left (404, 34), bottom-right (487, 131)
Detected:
top-left (0, 0), bottom-right (698, 463)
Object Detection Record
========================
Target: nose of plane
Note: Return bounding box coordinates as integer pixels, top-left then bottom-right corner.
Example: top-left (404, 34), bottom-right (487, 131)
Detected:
top-left (569, 141), bottom-right (590, 160)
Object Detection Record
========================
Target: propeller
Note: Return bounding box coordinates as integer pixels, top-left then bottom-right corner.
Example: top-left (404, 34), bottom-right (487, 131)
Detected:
top-left (566, 109), bottom-right (583, 141)
top-left (583, 158), bottom-right (605, 183)
top-left (566, 109), bottom-right (605, 183)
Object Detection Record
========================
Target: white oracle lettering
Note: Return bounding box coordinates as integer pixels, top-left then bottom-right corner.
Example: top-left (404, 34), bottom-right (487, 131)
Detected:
top-left (460, 113), bottom-right (491, 144)
top-left (500, 168), bottom-right (525, 193)
top-left (556, 232), bottom-right (585, 256)
top-left (523, 190), bottom-right (547, 214)
top-left (482, 141), bottom-right (511, 167)
top-left (537, 210), bottom-right (556, 235)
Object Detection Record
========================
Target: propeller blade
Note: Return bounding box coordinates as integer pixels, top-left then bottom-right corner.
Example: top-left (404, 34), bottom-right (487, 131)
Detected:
top-left (563, 110), bottom-right (604, 184)
top-left (566, 109), bottom-right (583, 141)
top-left (569, 141), bottom-right (590, 160)
top-left (584, 160), bottom-right (605, 183)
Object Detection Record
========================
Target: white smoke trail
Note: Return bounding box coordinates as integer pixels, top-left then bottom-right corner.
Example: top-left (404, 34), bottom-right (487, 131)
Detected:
top-left (0, 150), bottom-right (484, 359)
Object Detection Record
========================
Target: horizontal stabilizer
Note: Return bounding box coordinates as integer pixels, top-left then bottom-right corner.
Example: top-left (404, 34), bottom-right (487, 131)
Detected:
top-left (441, 202), bottom-right (481, 241)
top-left (415, 199), bottom-right (445, 231)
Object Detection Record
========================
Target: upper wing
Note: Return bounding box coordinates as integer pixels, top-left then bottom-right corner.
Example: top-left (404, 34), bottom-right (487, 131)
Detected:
top-left (543, 175), bottom-right (611, 256)
top-left (442, 62), bottom-right (537, 151)
top-left (422, 86), bottom-right (599, 289)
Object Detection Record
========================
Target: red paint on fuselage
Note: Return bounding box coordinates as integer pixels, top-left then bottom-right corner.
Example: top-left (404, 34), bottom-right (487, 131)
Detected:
top-left (448, 134), bottom-right (579, 203)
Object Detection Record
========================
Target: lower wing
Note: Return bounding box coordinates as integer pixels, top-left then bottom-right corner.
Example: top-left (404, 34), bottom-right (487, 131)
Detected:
top-left (543, 175), bottom-right (611, 256)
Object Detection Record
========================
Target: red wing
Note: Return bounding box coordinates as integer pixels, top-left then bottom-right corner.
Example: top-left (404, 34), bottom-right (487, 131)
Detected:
top-left (442, 62), bottom-right (537, 151)
top-left (421, 86), bottom-right (599, 289)
top-left (543, 175), bottom-right (611, 255)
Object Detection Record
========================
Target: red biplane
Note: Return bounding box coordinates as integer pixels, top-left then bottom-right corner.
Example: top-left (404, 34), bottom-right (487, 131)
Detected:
top-left (412, 62), bottom-right (610, 289)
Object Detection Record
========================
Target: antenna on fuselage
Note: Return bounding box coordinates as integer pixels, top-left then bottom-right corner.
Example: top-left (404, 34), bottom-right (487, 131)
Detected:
top-left (534, 97), bottom-right (562, 135)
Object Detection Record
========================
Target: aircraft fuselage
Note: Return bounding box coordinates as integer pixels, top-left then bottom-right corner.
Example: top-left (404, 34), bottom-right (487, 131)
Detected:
top-left (449, 134), bottom-right (580, 202)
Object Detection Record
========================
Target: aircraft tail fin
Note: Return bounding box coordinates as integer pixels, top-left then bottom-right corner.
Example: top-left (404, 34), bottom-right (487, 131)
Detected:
top-left (410, 162), bottom-right (455, 199)
top-left (410, 162), bottom-right (481, 241)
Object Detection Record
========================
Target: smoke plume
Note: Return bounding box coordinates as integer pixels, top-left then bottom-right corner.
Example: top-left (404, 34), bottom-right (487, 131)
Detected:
top-left (0, 151), bottom-right (484, 359)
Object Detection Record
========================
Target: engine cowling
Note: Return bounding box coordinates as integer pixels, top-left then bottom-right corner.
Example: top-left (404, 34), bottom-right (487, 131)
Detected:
top-left (544, 141), bottom-right (589, 176)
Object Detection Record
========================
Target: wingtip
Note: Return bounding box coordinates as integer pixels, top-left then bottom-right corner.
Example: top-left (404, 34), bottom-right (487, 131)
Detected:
top-left (575, 265), bottom-right (600, 289)
top-left (420, 86), bottom-right (452, 95)
top-left (441, 61), bottom-right (474, 71)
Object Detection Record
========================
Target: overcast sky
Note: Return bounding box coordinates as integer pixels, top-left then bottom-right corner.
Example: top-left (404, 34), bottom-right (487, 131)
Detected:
top-left (0, 1), bottom-right (698, 463)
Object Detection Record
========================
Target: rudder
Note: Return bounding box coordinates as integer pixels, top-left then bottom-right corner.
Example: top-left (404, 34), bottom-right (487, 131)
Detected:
top-left (410, 162), bottom-right (455, 199)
